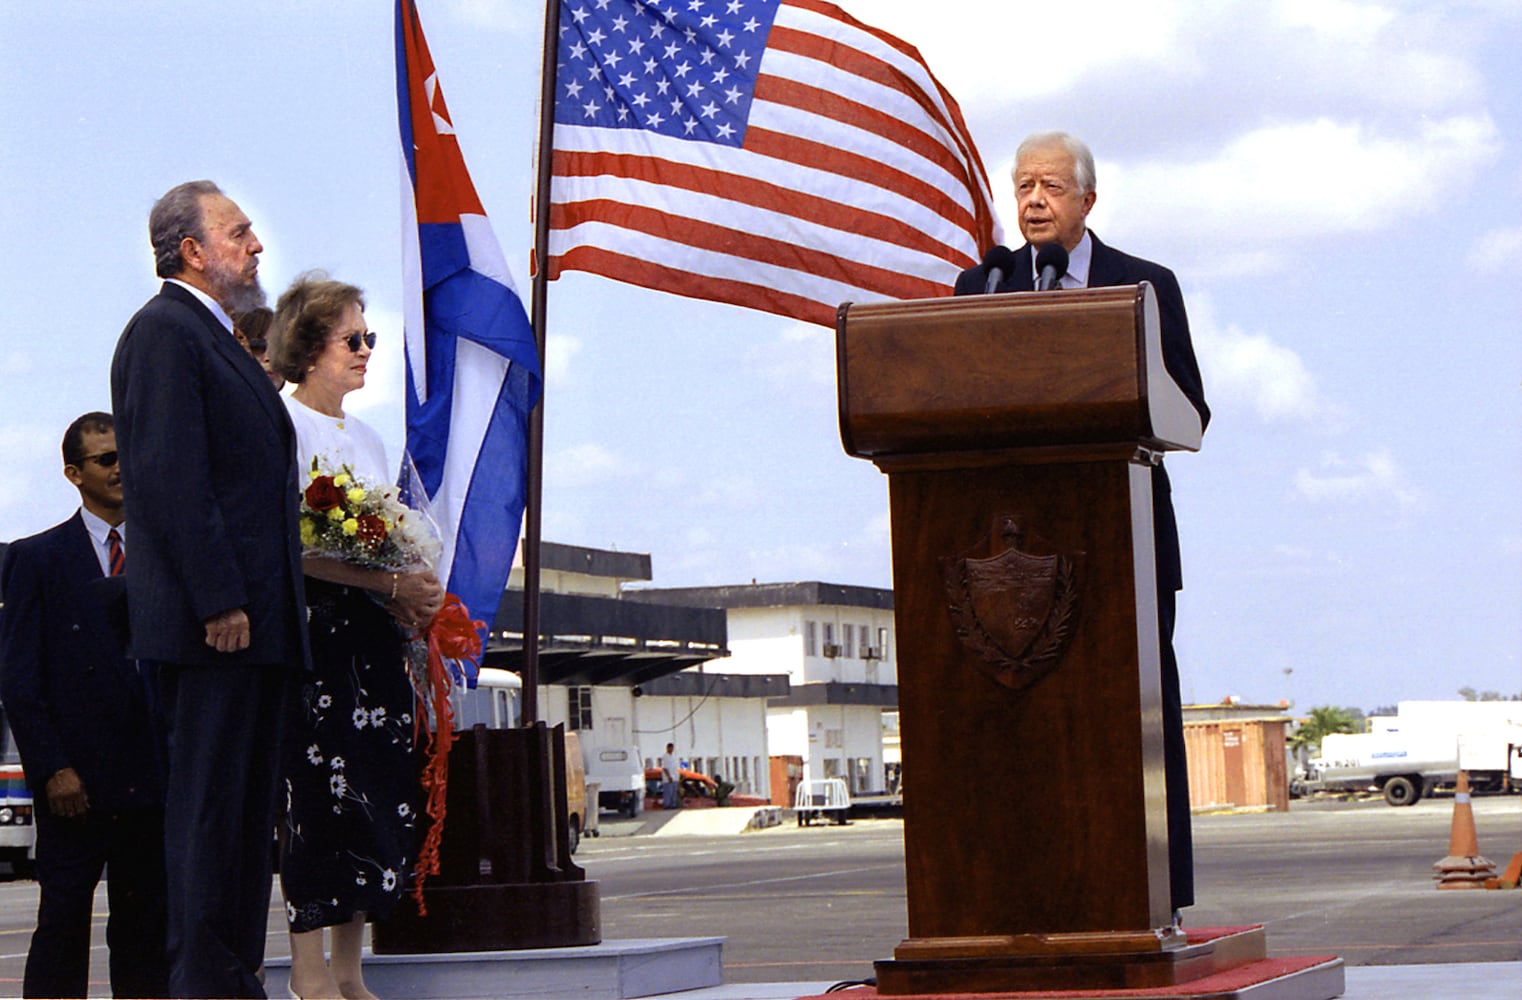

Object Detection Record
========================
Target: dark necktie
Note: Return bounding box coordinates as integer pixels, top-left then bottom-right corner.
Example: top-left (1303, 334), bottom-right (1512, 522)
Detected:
top-left (106, 528), bottom-right (125, 577)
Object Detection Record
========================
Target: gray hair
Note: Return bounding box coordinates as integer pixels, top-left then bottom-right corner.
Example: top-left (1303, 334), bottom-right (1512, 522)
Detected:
top-left (1013, 132), bottom-right (1096, 195)
top-left (149, 180), bottom-right (223, 278)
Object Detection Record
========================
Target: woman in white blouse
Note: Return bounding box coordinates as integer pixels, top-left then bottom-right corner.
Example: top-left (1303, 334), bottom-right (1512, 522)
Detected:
top-left (269, 272), bottom-right (443, 1000)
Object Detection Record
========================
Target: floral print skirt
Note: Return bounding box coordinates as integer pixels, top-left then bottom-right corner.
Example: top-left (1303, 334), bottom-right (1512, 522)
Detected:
top-left (280, 579), bottom-right (418, 933)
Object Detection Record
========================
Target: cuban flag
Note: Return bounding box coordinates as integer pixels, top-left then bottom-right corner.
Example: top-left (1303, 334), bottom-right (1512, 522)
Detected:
top-left (396, 0), bottom-right (542, 651)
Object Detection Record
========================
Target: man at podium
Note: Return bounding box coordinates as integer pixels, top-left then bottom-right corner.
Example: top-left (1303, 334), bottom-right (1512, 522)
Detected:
top-left (953, 131), bottom-right (1210, 920)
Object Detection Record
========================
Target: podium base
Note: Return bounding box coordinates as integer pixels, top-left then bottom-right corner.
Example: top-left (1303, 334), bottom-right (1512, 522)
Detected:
top-left (874, 926), bottom-right (1341, 997)
top-left (372, 880), bottom-right (601, 953)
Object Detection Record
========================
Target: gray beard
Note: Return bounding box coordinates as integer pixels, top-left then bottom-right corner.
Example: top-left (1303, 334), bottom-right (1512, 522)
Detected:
top-left (218, 277), bottom-right (267, 315)
top-left (204, 259), bottom-right (267, 315)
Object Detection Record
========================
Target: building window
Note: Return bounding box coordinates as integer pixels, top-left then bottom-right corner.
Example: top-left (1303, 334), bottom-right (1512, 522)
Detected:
top-left (860, 625), bottom-right (871, 658)
top-left (823, 623), bottom-right (837, 657)
top-left (804, 620), bottom-right (818, 657)
top-left (842, 624), bottom-right (854, 659)
top-left (568, 685), bottom-right (594, 731)
top-left (877, 626), bottom-right (889, 661)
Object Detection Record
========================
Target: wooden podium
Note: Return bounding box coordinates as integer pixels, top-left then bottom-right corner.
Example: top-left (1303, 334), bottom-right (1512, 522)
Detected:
top-left (837, 286), bottom-right (1342, 997)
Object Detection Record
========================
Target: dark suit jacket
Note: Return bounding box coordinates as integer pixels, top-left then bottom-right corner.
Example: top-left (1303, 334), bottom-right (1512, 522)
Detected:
top-left (954, 234), bottom-right (1210, 590)
top-left (0, 513), bottom-right (164, 812)
top-left (109, 282), bottom-right (309, 669)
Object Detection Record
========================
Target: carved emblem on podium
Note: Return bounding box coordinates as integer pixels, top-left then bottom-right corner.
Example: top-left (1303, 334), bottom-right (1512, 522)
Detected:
top-left (941, 517), bottom-right (1081, 693)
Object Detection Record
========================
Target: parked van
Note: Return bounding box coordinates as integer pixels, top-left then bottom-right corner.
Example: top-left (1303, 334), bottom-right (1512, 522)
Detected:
top-left (455, 669), bottom-right (590, 852)
top-left (0, 718), bottom-right (35, 877)
top-left (585, 745), bottom-right (644, 818)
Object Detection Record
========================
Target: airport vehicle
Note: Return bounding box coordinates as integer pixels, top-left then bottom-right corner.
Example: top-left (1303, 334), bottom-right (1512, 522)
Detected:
top-left (0, 719), bottom-right (35, 877)
top-left (1302, 701), bottom-right (1522, 806)
top-left (793, 778), bottom-right (851, 826)
top-left (584, 745), bottom-right (644, 817)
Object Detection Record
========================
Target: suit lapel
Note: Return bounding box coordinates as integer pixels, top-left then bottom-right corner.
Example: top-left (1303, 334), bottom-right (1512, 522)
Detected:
top-left (160, 282), bottom-right (292, 441)
top-left (1006, 244), bottom-right (1036, 292)
top-left (1084, 232), bottom-right (1125, 288)
top-left (59, 511), bottom-right (104, 584)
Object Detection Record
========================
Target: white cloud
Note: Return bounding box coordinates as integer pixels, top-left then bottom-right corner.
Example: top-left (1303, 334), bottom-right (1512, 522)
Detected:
top-left (548, 442), bottom-right (635, 489)
top-left (1467, 225), bottom-right (1522, 274)
top-left (1104, 115), bottom-right (1501, 256)
top-left (1293, 449), bottom-right (1423, 510)
top-left (865, 0), bottom-right (1187, 101)
top-left (1188, 295), bottom-right (1331, 425)
top-left (546, 332), bottom-right (581, 386)
top-left (0, 422), bottom-right (79, 541)
top-left (745, 322), bottom-right (836, 387)
top-left (447, 0), bottom-right (538, 32)
top-left (0, 352), bottom-right (34, 376)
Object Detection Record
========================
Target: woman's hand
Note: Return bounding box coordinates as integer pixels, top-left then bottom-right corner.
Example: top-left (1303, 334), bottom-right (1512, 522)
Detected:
top-left (389, 568), bottom-right (445, 631)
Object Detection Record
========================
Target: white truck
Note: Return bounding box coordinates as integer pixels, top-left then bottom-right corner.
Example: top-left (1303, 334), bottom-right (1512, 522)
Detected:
top-left (582, 745), bottom-right (645, 818)
top-left (1303, 701), bottom-right (1522, 806)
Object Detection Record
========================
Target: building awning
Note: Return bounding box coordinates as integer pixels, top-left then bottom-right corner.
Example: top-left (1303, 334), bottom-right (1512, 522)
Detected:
top-left (484, 588), bottom-right (729, 687)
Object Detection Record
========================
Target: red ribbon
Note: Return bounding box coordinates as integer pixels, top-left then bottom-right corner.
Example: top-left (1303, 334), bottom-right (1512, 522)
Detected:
top-left (410, 593), bottom-right (484, 913)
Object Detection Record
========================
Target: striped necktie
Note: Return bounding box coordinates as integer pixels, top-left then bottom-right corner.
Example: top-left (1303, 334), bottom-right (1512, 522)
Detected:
top-left (106, 528), bottom-right (125, 577)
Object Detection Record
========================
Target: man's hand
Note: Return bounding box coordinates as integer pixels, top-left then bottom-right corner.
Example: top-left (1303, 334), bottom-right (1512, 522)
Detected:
top-left (45, 767), bottom-right (88, 819)
top-left (204, 607), bottom-right (251, 653)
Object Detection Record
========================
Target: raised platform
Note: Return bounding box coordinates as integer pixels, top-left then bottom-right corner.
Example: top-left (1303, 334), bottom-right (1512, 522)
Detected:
top-left (873, 927), bottom-right (1342, 998)
top-left (804, 956), bottom-right (1343, 999)
top-left (262, 936), bottom-right (724, 999)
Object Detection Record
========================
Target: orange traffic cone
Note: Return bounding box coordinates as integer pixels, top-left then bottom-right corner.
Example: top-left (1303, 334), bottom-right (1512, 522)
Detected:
top-left (1433, 771), bottom-right (1496, 889)
top-left (1487, 851), bottom-right (1522, 890)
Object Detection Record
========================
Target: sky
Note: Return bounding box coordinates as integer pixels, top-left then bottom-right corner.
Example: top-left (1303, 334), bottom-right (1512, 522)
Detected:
top-left (1, 0), bottom-right (1518, 714)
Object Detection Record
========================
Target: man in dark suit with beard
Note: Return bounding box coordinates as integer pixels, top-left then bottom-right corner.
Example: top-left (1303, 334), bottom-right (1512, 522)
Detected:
top-left (0, 412), bottom-right (168, 998)
top-left (955, 132), bottom-right (1210, 921)
top-left (110, 180), bottom-right (309, 998)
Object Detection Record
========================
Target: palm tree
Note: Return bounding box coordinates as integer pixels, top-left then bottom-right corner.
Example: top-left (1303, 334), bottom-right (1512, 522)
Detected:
top-left (1290, 705), bottom-right (1359, 755)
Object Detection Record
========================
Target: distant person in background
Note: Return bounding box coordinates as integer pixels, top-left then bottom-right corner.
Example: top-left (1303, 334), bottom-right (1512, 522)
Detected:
top-left (234, 306), bottom-right (285, 390)
top-left (110, 179), bottom-right (309, 998)
top-left (660, 743), bottom-right (681, 809)
top-left (268, 272), bottom-right (443, 1000)
top-left (0, 412), bottom-right (168, 998)
top-left (954, 132), bottom-right (1209, 921)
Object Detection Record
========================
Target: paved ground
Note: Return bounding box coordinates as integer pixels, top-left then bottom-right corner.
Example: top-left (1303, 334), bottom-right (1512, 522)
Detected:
top-left (0, 793), bottom-right (1515, 996)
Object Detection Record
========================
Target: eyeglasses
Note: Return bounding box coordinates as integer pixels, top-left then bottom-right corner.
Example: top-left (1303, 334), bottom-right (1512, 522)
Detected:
top-left (334, 331), bottom-right (378, 353)
top-left (77, 451), bottom-right (119, 469)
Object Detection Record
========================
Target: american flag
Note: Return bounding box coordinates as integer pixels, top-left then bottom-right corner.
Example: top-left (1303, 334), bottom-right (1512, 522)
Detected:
top-left (547, 0), bottom-right (1001, 326)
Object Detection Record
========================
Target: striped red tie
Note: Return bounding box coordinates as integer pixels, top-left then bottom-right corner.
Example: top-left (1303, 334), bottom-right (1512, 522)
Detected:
top-left (106, 528), bottom-right (125, 577)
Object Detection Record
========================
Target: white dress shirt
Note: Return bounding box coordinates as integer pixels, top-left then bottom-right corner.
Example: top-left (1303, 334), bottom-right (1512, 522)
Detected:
top-left (1032, 230), bottom-right (1094, 289)
top-left (79, 506), bottom-right (124, 578)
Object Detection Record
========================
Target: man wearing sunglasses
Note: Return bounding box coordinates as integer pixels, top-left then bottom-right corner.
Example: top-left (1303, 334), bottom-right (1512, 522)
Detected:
top-left (110, 181), bottom-right (310, 999)
top-left (0, 412), bottom-right (169, 998)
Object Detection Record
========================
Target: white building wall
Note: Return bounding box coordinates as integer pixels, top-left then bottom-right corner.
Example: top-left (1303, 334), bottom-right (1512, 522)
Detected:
top-left (717, 603), bottom-right (898, 689)
top-left (766, 703), bottom-right (886, 794)
top-left (721, 608), bottom-right (805, 682)
top-left (631, 689), bottom-right (772, 798)
top-left (766, 707), bottom-right (810, 761)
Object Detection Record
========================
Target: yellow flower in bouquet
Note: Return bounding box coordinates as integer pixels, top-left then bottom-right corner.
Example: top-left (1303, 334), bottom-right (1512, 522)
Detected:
top-left (298, 459), bottom-right (440, 571)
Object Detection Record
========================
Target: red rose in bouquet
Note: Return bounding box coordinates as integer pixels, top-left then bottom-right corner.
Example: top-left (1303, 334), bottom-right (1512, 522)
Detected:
top-left (304, 475), bottom-right (345, 512)
top-left (355, 513), bottom-right (388, 547)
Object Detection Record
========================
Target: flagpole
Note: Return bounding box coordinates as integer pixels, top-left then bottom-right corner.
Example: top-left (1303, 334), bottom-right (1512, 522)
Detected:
top-left (523, 0), bottom-right (560, 725)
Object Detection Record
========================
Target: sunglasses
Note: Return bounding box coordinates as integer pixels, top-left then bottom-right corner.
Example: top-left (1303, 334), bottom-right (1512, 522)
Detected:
top-left (335, 331), bottom-right (378, 353)
top-left (77, 451), bottom-right (119, 469)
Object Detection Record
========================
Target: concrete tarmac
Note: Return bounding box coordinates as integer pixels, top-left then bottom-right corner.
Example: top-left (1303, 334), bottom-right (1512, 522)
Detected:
top-left (0, 794), bottom-right (1515, 997)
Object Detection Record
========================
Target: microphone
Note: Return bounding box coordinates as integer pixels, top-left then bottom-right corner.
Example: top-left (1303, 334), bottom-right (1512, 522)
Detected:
top-left (1035, 243), bottom-right (1069, 291)
top-left (981, 245), bottom-right (1017, 294)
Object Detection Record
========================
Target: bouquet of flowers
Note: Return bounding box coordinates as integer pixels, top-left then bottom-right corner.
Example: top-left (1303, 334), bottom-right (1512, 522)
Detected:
top-left (299, 460), bottom-right (442, 572)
